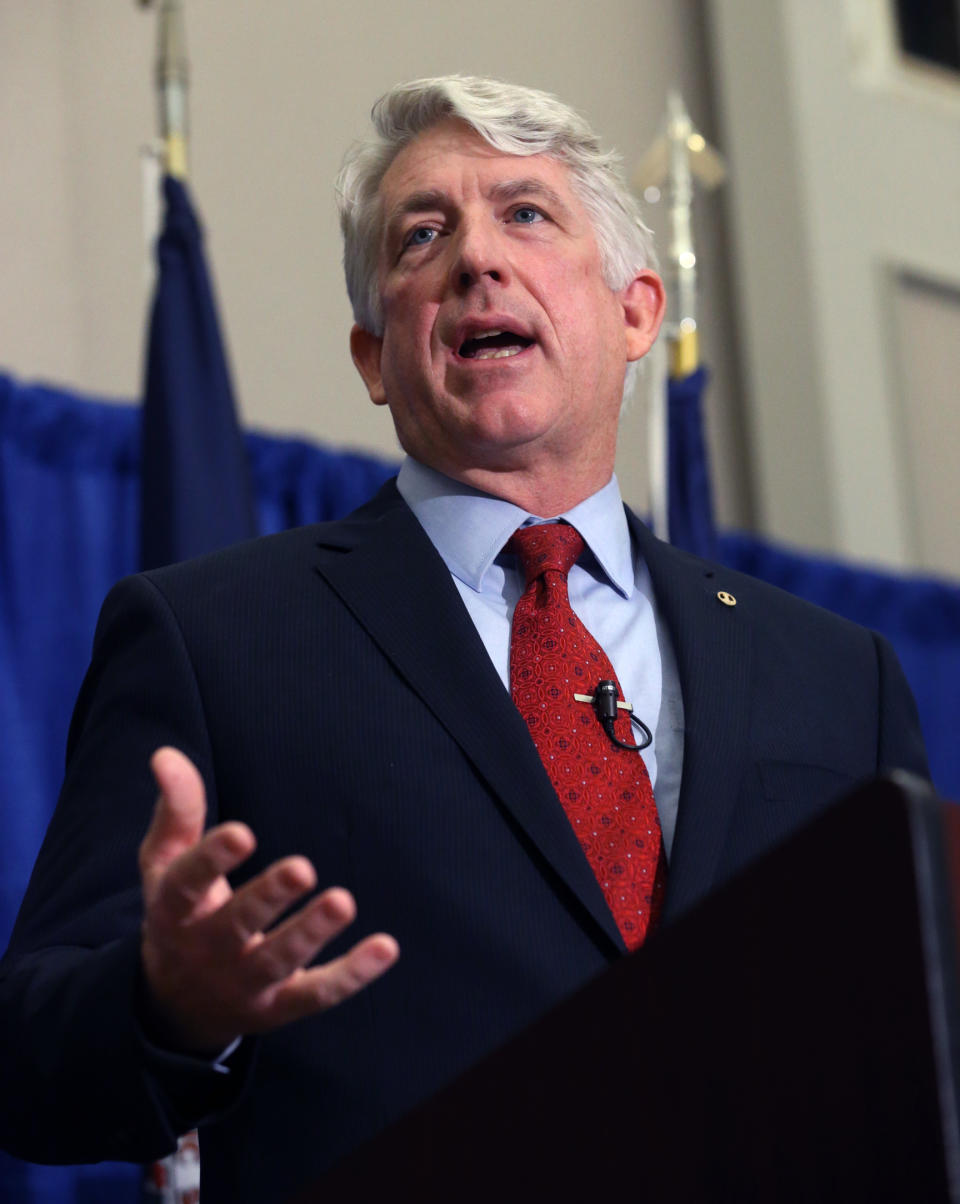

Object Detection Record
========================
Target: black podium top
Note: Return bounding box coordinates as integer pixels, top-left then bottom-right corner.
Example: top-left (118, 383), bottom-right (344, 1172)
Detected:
top-left (296, 774), bottom-right (960, 1204)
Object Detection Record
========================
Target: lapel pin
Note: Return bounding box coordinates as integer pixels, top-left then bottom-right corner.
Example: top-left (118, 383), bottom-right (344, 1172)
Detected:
top-left (717, 590), bottom-right (737, 607)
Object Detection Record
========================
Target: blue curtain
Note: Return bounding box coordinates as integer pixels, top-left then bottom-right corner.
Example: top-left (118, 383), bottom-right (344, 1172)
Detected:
top-left (1, 368), bottom-right (958, 1197)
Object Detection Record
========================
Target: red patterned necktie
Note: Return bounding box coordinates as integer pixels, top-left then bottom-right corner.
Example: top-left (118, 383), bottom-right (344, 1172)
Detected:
top-left (507, 523), bottom-right (665, 948)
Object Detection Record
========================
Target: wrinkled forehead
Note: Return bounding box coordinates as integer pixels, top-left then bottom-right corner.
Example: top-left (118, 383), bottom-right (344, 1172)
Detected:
top-left (381, 117), bottom-right (574, 192)
top-left (374, 118), bottom-right (581, 245)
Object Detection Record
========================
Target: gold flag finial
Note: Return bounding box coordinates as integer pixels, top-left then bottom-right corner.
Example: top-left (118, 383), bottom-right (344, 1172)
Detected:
top-left (633, 92), bottom-right (725, 379)
top-left (147, 0), bottom-right (190, 180)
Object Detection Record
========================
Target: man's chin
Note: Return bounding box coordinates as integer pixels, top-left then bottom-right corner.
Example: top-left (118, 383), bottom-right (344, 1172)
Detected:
top-left (456, 421), bottom-right (559, 471)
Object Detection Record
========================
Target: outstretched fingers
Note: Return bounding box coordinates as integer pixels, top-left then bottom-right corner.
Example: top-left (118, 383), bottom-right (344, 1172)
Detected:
top-left (141, 748), bottom-right (256, 910)
top-left (223, 856), bottom-right (321, 949)
top-left (268, 931), bottom-right (401, 1028)
top-left (140, 748), bottom-right (258, 938)
top-left (138, 748), bottom-right (400, 1046)
top-left (149, 822), bottom-right (257, 926)
top-left (237, 886), bottom-right (358, 991)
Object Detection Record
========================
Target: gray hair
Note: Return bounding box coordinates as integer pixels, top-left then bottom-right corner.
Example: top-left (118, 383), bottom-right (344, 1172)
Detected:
top-left (336, 75), bottom-right (657, 350)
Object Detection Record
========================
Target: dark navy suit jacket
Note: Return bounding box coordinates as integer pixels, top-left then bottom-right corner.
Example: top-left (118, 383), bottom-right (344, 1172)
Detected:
top-left (0, 481), bottom-right (929, 1202)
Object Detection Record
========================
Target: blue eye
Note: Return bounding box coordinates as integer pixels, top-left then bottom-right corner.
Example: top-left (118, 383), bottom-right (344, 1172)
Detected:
top-left (512, 207), bottom-right (543, 224)
top-left (405, 227), bottom-right (437, 247)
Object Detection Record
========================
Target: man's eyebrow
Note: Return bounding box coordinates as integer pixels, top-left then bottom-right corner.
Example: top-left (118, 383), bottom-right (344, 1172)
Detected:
top-left (488, 178), bottom-right (572, 216)
top-left (385, 190), bottom-right (450, 236)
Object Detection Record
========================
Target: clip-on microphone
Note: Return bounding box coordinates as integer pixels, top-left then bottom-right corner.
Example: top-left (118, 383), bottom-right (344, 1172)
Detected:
top-left (574, 680), bottom-right (653, 752)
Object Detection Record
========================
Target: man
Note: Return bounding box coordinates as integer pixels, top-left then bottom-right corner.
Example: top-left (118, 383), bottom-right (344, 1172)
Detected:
top-left (0, 76), bottom-right (928, 1202)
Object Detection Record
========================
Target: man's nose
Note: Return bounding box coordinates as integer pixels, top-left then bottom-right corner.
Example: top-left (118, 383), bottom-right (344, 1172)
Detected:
top-left (450, 221), bottom-right (508, 290)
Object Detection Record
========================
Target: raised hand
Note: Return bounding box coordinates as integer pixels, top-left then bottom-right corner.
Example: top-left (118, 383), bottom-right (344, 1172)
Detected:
top-left (138, 747), bottom-right (399, 1055)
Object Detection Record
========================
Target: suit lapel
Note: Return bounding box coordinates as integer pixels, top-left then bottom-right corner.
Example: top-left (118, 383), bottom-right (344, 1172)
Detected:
top-left (629, 513), bottom-right (754, 920)
top-left (314, 483), bottom-right (623, 952)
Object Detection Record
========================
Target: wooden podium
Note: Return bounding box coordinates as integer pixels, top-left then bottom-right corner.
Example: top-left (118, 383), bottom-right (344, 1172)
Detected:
top-left (293, 774), bottom-right (960, 1202)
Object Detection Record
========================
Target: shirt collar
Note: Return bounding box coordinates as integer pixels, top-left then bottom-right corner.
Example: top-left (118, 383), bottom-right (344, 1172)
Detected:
top-left (396, 456), bottom-right (635, 598)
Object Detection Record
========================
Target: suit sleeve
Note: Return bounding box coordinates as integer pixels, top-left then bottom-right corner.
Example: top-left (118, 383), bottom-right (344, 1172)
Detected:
top-left (0, 574), bottom-right (251, 1164)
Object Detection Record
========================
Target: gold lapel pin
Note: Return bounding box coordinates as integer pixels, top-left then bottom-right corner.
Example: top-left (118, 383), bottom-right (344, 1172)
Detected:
top-left (717, 590), bottom-right (737, 607)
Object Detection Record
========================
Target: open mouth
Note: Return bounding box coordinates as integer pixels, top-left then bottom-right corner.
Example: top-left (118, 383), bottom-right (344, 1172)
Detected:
top-left (458, 330), bottom-right (535, 361)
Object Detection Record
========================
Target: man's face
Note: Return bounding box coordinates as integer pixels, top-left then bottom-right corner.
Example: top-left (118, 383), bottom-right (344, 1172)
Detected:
top-left (351, 119), bottom-right (663, 503)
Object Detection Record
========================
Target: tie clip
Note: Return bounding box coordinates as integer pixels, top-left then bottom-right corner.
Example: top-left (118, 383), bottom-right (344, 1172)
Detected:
top-left (573, 693), bottom-right (633, 712)
top-left (575, 680), bottom-right (653, 752)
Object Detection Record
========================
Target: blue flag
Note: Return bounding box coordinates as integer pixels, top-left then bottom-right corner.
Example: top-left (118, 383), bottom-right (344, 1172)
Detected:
top-left (666, 366), bottom-right (717, 561)
top-left (140, 176), bottom-right (258, 570)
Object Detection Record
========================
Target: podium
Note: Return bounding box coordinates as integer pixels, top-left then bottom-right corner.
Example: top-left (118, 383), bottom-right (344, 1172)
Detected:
top-left (294, 774), bottom-right (960, 1202)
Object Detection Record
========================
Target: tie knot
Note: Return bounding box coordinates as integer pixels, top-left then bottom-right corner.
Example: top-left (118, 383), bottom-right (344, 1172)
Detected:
top-left (507, 523), bottom-right (585, 584)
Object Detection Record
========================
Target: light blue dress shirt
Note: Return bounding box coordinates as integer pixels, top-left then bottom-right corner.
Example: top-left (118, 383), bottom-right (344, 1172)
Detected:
top-left (397, 457), bottom-right (684, 858)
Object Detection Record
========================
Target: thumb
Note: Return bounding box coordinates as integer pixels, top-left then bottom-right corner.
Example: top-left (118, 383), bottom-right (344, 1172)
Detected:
top-left (139, 747), bottom-right (208, 894)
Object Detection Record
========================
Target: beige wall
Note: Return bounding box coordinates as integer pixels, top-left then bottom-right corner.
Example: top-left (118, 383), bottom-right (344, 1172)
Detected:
top-left (707, 0), bottom-right (960, 574)
top-left (0, 0), bottom-right (750, 527)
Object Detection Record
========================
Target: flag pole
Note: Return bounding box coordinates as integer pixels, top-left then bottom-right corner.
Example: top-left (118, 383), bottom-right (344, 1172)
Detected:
top-left (139, 0), bottom-right (190, 180)
top-left (633, 91), bottom-right (725, 381)
top-left (156, 0), bottom-right (190, 180)
top-left (664, 91), bottom-right (700, 379)
top-left (633, 92), bottom-right (725, 542)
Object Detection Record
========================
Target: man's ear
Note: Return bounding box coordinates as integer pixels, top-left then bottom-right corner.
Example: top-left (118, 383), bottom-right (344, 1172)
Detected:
top-left (350, 325), bottom-right (388, 406)
top-left (621, 270), bottom-right (667, 362)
